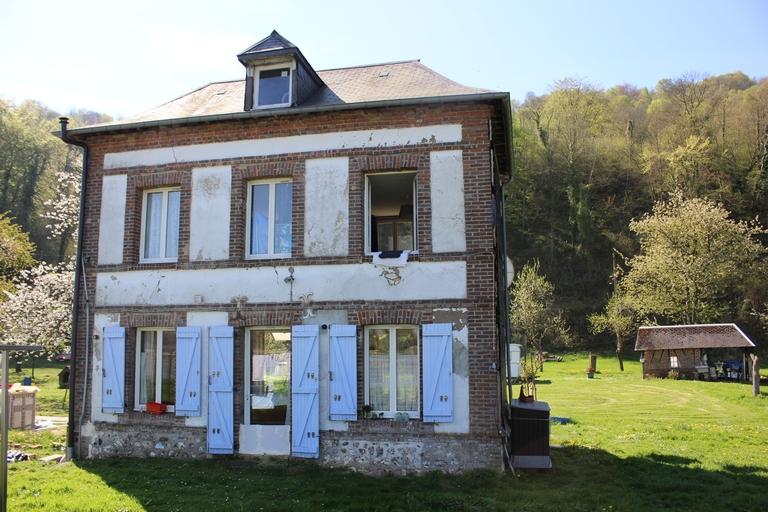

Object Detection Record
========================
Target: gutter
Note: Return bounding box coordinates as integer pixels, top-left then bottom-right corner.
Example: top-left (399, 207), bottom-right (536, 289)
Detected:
top-left (58, 117), bottom-right (88, 460)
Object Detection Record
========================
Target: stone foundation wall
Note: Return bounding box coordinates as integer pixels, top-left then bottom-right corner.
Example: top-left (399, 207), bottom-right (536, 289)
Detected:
top-left (85, 422), bottom-right (207, 459)
top-left (321, 431), bottom-right (502, 474)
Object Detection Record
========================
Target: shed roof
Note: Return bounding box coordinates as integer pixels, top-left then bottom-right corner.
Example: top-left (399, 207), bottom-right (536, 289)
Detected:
top-left (634, 324), bottom-right (756, 351)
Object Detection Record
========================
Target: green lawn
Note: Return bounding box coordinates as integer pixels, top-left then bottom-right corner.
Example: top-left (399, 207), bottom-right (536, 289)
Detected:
top-left (14, 357), bottom-right (69, 416)
top-left (5, 354), bottom-right (768, 511)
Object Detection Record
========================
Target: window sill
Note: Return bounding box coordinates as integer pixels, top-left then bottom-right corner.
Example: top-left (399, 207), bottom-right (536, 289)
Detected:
top-left (139, 258), bottom-right (178, 264)
top-left (348, 418), bottom-right (434, 435)
top-left (251, 102), bottom-right (291, 110)
top-left (245, 253), bottom-right (291, 261)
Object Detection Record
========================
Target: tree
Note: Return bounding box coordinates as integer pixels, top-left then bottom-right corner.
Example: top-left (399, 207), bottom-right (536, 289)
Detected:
top-left (42, 145), bottom-right (82, 259)
top-left (509, 261), bottom-right (570, 398)
top-left (588, 291), bottom-right (637, 371)
top-left (621, 192), bottom-right (766, 324)
top-left (0, 213), bottom-right (36, 293)
top-left (0, 260), bottom-right (73, 356)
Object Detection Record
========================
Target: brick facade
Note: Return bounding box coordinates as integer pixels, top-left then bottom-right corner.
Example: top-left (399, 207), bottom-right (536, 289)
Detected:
top-left (72, 101), bottom-right (507, 471)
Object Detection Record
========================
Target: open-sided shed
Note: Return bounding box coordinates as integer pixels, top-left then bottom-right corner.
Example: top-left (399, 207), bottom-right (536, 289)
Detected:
top-left (634, 324), bottom-right (756, 380)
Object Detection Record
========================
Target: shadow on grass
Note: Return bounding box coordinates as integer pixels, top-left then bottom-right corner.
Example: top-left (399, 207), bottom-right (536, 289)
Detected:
top-left (75, 445), bottom-right (768, 512)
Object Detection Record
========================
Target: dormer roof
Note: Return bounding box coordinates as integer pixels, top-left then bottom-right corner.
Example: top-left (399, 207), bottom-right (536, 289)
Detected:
top-left (237, 30), bottom-right (298, 61)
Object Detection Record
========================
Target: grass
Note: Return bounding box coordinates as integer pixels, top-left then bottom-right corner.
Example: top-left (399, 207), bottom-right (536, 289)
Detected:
top-left (4, 354), bottom-right (768, 511)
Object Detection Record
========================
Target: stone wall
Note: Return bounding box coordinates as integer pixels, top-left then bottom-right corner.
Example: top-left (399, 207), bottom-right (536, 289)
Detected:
top-left (86, 422), bottom-right (206, 459)
top-left (321, 430), bottom-right (501, 474)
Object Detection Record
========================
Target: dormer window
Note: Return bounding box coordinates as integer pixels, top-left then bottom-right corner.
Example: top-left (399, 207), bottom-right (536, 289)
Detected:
top-left (256, 66), bottom-right (291, 107)
top-left (238, 31), bottom-right (325, 112)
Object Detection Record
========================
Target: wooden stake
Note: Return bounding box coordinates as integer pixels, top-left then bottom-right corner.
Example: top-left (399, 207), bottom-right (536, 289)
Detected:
top-left (751, 353), bottom-right (760, 397)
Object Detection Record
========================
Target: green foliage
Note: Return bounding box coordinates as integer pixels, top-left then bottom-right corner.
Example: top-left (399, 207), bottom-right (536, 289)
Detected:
top-left (510, 261), bottom-right (571, 350)
top-left (621, 192), bottom-right (766, 324)
top-left (0, 214), bottom-right (35, 290)
top-left (512, 72), bottom-right (768, 345)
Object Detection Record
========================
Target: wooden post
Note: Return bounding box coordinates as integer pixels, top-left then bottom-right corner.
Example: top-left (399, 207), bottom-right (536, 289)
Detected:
top-left (751, 353), bottom-right (760, 397)
top-left (589, 352), bottom-right (597, 372)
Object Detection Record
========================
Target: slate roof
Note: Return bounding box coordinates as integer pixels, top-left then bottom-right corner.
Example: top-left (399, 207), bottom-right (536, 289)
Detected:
top-left (634, 324), bottom-right (756, 351)
top-left (238, 30), bottom-right (297, 57)
top-left (91, 60), bottom-right (491, 127)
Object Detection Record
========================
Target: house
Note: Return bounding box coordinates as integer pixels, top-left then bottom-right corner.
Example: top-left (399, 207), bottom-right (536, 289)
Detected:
top-left (58, 31), bottom-right (513, 473)
top-left (634, 324), bottom-right (756, 380)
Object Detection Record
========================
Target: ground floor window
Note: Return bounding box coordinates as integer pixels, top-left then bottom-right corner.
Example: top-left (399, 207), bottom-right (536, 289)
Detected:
top-left (364, 325), bottom-right (419, 417)
top-left (246, 328), bottom-right (291, 425)
top-left (670, 355), bottom-right (679, 368)
top-left (135, 328), bottom-right (176, 410)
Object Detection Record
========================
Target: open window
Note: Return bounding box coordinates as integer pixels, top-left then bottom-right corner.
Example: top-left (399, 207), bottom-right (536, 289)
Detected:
top-left (245, 328), bottom-right (291, 425)
top-left (365, 172), bottom-right (416, 254)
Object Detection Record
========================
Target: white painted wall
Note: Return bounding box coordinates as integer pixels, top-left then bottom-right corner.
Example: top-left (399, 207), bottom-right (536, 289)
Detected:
top-left (430, 151), bottom-right (466, 253)
top-left (185, 311), bottom-right (228, 428)
top-left (97, 175), bottom-right (127, 265)
top-left (190, 166), bottom-right (231, 261)
top-left (103, 124), bottom-right (463, 169)
top-left (433, 308), bottom-right (470, 434)
top-left (95, 261), bottom-right (467, 307)
top-left (304, 157), bottom-right (349, 257)
top-left (90, 313), bottom-right (121, 424)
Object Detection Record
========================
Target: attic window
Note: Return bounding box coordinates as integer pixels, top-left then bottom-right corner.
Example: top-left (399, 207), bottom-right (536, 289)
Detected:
top-left (256, 67), bottom-right (291, 107)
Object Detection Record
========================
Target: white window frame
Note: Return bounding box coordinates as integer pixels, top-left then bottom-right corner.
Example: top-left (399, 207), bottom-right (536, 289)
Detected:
top-left (139, 187), bottom-right (180, 263)
top-left (364, 171), bottom-right (418, 255)
top-left (363, 325), bottom-right (420, 418)
top-left (243, 327), bottom-right (291, 425)
top-left (252, 61), bottom-right (295, 109)
top-left (134, 328), bottom-right (176, 412)
top-left (245, 178), bottom-right (293, 259)
top-left (670, 355), bottom-right (679, 368)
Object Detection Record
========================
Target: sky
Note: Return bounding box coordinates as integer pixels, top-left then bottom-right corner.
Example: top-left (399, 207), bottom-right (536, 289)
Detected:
top-left (0, 0), bottom-right (766, 119)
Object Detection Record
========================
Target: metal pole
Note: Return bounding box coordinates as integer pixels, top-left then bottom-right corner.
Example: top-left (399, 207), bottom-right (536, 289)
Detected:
top-left (1, 350), bottom-right (8, 512)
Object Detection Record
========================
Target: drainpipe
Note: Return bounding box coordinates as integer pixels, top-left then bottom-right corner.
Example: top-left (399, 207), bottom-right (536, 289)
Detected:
top-left (58, 117), bottom-right (89, 460)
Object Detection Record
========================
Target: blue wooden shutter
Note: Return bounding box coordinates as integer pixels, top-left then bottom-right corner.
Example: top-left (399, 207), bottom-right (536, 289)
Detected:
top-left (102, 326), bottom-right (125, 413)
top-left (422, 323), bottom-right (453, 423)
top-left (207, 325), bottom-right (234, 454)
top-left (175, 326), bottom-right (202, 416)
top-left (291, 324), bottom-right (320, 458)
top-left (329, 324), bottom-right (357, 421)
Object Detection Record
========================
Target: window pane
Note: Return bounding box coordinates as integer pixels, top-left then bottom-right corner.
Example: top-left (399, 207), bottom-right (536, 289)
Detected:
top-left (273, 183), bottom-right (292, 254)
top-left (165, 191), bottom-right (180, 259)
top-left (139, 331), bottom-right (157, 405)
top-left (396, 328), bottom-right (418, 412)
top-left (250, 184), bottom-right (269, 255)
top-left (396, 221), bottom-right (413, 251)
top-left (258, 68), bottom-right (290, 106)
top-left (250, 330), bottom-right (291, 425)
top-left (368, 329), bottom-right (390, 412)
top-left (377, 223), bottom-right (394, 252)
top-left (144, 192), bottom-right (163, 259)
top-left (161, 331), bottom-right (176, 405)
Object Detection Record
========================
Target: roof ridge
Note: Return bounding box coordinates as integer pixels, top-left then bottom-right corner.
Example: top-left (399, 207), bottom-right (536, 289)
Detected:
top-left (639, 323), bottom-right (738, 329)
top-left (318, 59), bottom-right (421, 72)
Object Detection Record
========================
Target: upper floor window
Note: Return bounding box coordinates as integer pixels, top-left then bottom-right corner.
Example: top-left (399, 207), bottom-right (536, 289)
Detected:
top-left (135, 328), bottom-right (176, 411)
top-left (365, 172), bottom-right (416, 254)
top-left (246, 179), bottom-right (292, 258)
top-left (256, 67), bottom-right (291, 108)
top-left (140, 188), bottom-right (180, 263)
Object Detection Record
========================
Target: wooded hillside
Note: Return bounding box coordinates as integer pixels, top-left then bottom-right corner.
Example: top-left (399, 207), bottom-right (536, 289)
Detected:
top-left (507, 72), bottom-right (768, 346)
